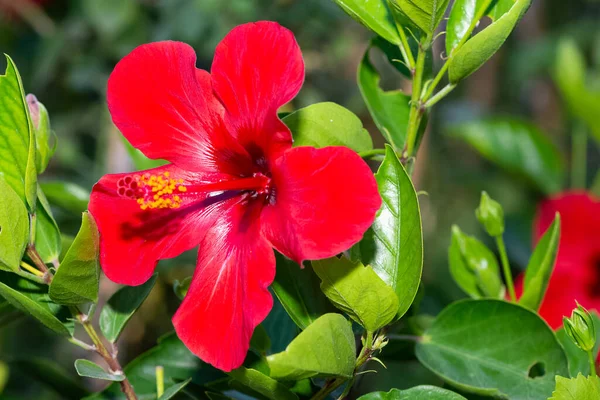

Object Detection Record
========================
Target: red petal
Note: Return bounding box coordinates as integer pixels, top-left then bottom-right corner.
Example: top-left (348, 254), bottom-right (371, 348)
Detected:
top-left (107, 41), bottom-right (251, 175)
top-left (534, 191), bottom-right (600, 274)
top-left (89, 164), bottom-right (232, 286)
top-left (261, 146), bottom-right (380, 264)
top-left (211, 22), bottom-right (304, 161)
top-left (173, 199), bottom-right (274, 371)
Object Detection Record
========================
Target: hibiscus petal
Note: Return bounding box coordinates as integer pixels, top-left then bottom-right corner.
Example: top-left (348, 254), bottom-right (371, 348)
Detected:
top-left (173, 199), bottom-right (274, 371)
top-left (107, 41), bottom-right (251, 175)
top-left (211, 21), bottom-right (304, 161)
top-left (88, 164), bottom-right (233, 286)
top-left (261, 146), bottom-right (381, 264)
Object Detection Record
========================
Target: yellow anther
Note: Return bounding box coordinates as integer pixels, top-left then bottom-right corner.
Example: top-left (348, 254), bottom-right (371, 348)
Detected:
top-left (134, 171), bottom-right (186, 211)
top-left (178, 186), bottom-right (187, 192)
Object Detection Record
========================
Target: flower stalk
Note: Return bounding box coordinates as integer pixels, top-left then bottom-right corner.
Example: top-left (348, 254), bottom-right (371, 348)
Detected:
top-left (496, 236), bottom-right (516, 302)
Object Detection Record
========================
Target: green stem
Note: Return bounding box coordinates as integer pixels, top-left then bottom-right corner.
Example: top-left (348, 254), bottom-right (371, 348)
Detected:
top-left (571, 124), bottom-right (588, 189)
top-left (424, 83), bottom-right (457, 109)
top-left (496, 236), bottom-right (516, 302)
top-left (395, 23), bottom-right (415, 70)
top-left (405, 44), bottom-right (428, 157)
top-left (423, 62), bottom-right (449, 102)
top-left (589, 350), bottom-right (597, 377)
top-left (358, 149), bottom-right (387, 159)
top-left (310, 377), bottom-right (346, 400)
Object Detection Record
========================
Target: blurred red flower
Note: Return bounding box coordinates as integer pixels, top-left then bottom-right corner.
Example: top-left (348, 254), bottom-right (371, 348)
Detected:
top-left (88, 21), bottom-right (380, 371)
top-left (515, 192), bottom-right (600, 329)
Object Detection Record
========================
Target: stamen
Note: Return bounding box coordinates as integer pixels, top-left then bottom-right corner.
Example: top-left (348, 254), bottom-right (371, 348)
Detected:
top-left (116, 172), bottom-right (185, 210)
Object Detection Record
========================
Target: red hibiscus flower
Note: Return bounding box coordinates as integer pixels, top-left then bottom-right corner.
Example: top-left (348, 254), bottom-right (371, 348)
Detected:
top-left (88, 21), bottom-right (381, 371)
top-left (515, 192), bottom-right (600, 329)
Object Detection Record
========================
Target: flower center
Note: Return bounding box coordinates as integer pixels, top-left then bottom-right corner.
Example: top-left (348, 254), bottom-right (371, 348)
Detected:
top-left (117, 171), bottom-right (273, 210)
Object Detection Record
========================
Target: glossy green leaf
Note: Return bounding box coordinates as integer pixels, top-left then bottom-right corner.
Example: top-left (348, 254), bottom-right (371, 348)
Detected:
top-left (416, 300), bottom-right (569, 399)
top-left (120, 134), bottom-right (168, 171)
top-left (549, 374), bottom-right (600, 400)
top-left (157, 378), bottom-right (191, 400)
top-left (519, 214), bottom-right (560, 311)
top-left (49, 212), bottom-right (99, 305)
top-left (0, 271), bottom-right (72, 335)
top-left (448, 226), bottom-right (505, 299)
top-left (331, 0), bottom-right (400, 44)
top-left (271, 253), bottom-right (335, 330)
top-left (0, 177), bottom-right (29, 271)
top-left (87, 332), bottom-right (220, 400)
top-left (173, 276), bottom-right (191, 301)
top-left (262, 297), bottom-right (299, 354)
top-left (387, 0), bottom-right (450, 36)
top-left (41, 181), bottom-right (89, 214)
top-left (283, 102), bottom-right (373, 152)
top-left (446, 0), bottom-right (495, 55)
top-left (26, 94), bottom-right (55, 174)
top-left (313, 256), bottom-right (399, 331)
top-left (0, 55), bottom-right (37, 212)
top-left (554, 39), bottom-right (600, 143)
top-left (75, 359), bottom-right (125, 382)
top-left (358, 43), bottom-right (411, 152)
top-left (448, 0), bottom-right (531, 82)
top-left (267, 313), bottom-right (356, 381)
top-left (352, 146), bottom-right (422, 319)
top-left (250, 324), bottom-right (271, 354)
top-left (448, 119), bottom-right (564, 194)
top-left (229, 367), bottom-right (298, 400)
top-left (35, 186), bottom-right (62, 263)
top-left (556, 313), bottom-right (600, 377)
top-left (358, 385), bottom-right (467, 399)
top-left (99, 274), bottom-right (157, 342)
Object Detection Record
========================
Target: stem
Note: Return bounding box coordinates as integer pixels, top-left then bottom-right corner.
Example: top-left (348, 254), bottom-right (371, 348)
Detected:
top-left (71, 307), bottom-right (138, 400)
top-left (424, 83), bottom-right (457, 109)
top-left (405, 44), bottom-right (428, 157)
top-left (589, 350), bottom-right (597, 377)
top-left (423, 62), bottom-right (449, 102)
top-left (156, 366), bottom-right (165, 397)
top-left (358, 149), bottom-right (387, 159)
top-left (310, 378), bottom-right (346, 400)
top-left (25, 245), bottom-right (51, 284)
top-left (571, 124), bottom-right (587, 189)
top-left (395, 22), bottom-right (416, 70)
top-left (496, 236), bottom-right (516, 302)
top-left (19, 261), bottom-right (44, 277)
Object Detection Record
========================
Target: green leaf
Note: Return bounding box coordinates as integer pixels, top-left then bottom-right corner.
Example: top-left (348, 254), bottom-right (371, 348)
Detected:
top-left (549, 374), bottom-right (600, 400)
top-left (554, 39), bottom-right (600, 143)
top-left (446, 0), bottom-right (495, 55)
top-left (157, 378), bottom-right (191, 400)
top-left (250, 324), bottom-right (271, 354)
top-left (312, 256), bottom-right (399, 331)
top-left (0, 177), bottom-right (29, 271)
top-left (41, 181), bottom-right (89, 214)
top-left (49, 212), bottom-right (99, 305)
top-left (331, 0), bottom-right (400, 44)
top-left (448, 118), bottom-right (564, 194)
top-left (263, 297), bottom-right (299, 354)
top-left (99, 274), bottom-right (157, 342)
top-left (0, 271), bottom-right (73, 335)
top-left (87, 332), bottom-right (221, 400)
top-left (229, 367), bottom-right (298, 400)
top-left (416, 299), bottom-right (569, 399)
top-left (283, 102), bottom-right (373, 153)
top-left (173, 276), bottom-right (191, 301)
top-left (387, 0), bottom-right (450, 36)
top-left (267, 313), bottom-right (356, 381)
top-left (358, 385), bottom-right (467, 399)
top-left (519, 214), bottom-right (560, 311)
top-left (271, 253), bottom-right (336, 330)
top-left (448, 226), bottom-right (505, 299)
top-left (75, 359), bottom-right (125, 382)
top-left (35, 186), bottom-right (62, 263)
top-left (448, 0), bottom-right (531, 82)
top-left (26, 94), bottom-right (56, 174)
top-left (358, 43), bottom-right (411, 152)
top-left (352, 146), bottom-right (422, 319)
top-left (0, 55), bottom-right (37, 212)
top-left (120, 134), bottom-right (168, 171)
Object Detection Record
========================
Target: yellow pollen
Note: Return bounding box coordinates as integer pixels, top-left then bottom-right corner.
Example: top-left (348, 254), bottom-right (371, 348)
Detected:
top-left (136, 172), bottom-right (186, 210)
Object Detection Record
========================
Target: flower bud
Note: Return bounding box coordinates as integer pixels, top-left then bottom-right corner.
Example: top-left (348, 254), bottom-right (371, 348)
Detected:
top-left (563, 303), bottom-right (596, 352)
top-left (475, 191), bottom-right (504, 237)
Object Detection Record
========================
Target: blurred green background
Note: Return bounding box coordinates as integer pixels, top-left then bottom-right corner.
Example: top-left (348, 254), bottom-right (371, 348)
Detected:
top-left (0, 0), bottom-right (599, 398)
